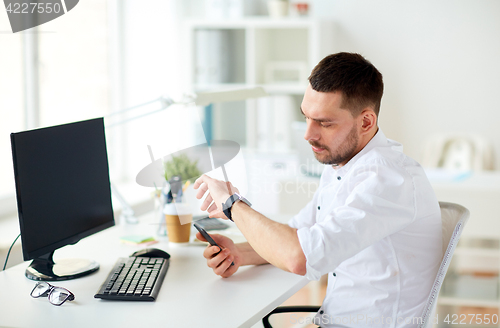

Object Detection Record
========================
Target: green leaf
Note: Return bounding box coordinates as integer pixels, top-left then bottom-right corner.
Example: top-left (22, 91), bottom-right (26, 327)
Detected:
top-left (164, 153), bottom-right (203, 183)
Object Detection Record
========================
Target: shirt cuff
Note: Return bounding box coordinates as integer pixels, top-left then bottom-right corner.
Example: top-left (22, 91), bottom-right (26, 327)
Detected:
top-left (297, 226), bottom-right (323, 281)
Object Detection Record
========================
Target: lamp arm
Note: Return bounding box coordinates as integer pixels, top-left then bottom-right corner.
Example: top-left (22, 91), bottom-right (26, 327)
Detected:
top-left (105, 87), bottom-right (266, 128)
top-left (110, 183), bottom-right (138, 224)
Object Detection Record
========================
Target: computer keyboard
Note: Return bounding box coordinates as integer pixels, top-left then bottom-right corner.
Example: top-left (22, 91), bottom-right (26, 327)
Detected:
top-left (94, 256), bottom-right (169, 301)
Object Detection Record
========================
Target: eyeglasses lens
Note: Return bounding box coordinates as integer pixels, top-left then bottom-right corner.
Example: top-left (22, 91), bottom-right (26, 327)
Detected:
top-left (31, 282), bottom-right (50, 298)
top-left (48, 288), bottom-right (70, 305)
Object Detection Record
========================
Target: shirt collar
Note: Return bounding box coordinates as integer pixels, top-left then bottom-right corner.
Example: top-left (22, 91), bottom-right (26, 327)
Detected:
top-left (333, 129), bottom-right (396, 177)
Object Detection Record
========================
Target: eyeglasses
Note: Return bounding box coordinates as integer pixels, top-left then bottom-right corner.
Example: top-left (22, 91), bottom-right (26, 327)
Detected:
top-left (30, 281), bottom-right (75, 306)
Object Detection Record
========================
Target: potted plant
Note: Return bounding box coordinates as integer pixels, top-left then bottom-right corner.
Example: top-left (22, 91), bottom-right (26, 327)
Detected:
top-left (163, 153), bottom-right (203, 184)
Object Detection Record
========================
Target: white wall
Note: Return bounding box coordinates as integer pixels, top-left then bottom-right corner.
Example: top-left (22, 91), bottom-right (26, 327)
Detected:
top-left (312, 0), bottom-right (500, 167)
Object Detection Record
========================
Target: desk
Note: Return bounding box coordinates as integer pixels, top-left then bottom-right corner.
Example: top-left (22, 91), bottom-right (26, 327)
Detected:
top-left (0, 213), bottom-right (308, 328)
top-left (428, 170), bottom-right (500, 239)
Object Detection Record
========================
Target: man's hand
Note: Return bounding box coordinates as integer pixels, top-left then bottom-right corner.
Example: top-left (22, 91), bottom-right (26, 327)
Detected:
top-left (196, 232), bottom-right (240, 278)
top-left (193, 174), bottom-right (240, 219)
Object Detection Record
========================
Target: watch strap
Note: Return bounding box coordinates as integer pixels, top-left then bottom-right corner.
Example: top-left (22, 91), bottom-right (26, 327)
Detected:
top-left (223, 193), bottom-right (251, 222)
top-left (222, 195), bottom-right (238, 221)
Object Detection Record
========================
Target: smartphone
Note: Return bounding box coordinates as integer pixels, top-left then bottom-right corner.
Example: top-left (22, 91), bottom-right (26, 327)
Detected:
top-left (193, 222), bottom-right (234, 266)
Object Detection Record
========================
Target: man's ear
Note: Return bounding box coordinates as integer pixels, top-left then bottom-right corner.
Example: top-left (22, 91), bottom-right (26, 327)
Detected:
top-left (359, 109), bottom-right (377, 133)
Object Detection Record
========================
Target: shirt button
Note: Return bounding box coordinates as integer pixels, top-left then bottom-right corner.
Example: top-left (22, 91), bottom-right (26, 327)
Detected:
top-left (319, 310), bottom-right (324, 314)
top-left (317, 206), bottom-right (320, 210)
top-left (332, 272), bottom-right (336, 276)
top-left (337, 176), bottom-right (341, 180)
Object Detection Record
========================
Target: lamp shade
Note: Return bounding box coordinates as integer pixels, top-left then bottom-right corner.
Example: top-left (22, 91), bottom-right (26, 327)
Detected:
top-left (194, 87), bottom-right (267, 106)
top-left (136, 140), bottom-right (240, 187)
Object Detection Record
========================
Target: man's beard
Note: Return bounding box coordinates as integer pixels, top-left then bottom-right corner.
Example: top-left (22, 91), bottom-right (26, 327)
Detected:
top-left (309, 124), bottom-right (359, 165)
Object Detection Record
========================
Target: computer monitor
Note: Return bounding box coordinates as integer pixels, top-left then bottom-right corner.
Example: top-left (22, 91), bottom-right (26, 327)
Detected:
top-left (10, 117), bottom-right (115, 281)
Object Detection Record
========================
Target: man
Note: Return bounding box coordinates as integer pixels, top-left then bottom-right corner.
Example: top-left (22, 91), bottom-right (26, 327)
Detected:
top-left (193, 52), bottom-right (442, 327)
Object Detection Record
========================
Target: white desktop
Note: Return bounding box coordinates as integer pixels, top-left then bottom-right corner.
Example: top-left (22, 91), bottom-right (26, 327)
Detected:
top-left (0, 211), bottom-right (308, 328)
top-left (3, 118), bottom-right (308, 328)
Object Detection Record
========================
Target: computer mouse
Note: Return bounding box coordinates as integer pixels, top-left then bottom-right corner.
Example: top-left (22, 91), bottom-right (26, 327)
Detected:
top-left (131, 248), bottom-right (171, 259)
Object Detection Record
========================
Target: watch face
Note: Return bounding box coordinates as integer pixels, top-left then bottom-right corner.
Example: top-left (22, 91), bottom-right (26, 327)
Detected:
top-left (235, 193), bottom-right (251, 207)
top-left (226, 193), bottom-right (251, 208)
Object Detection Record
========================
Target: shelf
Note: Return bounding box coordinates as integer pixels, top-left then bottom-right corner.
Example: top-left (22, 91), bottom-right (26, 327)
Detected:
top-left (185, 17), bottom-right (323, 29)
top-left (186, 17), bottom-right (335, 150)
top-left (187, 17), bottom-right (334, 87)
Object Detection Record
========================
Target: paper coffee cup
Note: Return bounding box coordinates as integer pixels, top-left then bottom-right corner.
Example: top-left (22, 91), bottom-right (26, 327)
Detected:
top-left (164, 203), bottom-right (192, 243)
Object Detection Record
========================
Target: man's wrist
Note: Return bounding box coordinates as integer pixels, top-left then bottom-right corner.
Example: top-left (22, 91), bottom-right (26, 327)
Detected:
top-left (228, 200), bottom-right (252, 224)
top-left (233, 199), bottom-right (250, 210)
top-left (223, 193), bottom-right (251, 221)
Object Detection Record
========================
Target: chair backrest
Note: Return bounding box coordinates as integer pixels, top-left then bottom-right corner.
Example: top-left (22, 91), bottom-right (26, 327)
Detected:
top-left (419, 202), bottom-right (470, 328)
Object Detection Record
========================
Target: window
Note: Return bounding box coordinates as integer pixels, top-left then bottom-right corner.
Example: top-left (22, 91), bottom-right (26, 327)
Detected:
top-left (0, 0), bottom-right (194, 217)
top-left (0, 16), bottom-right (24, 199)
top-left (38, 0), bottom-right (110, 126)
top-left (0, 0), bottom-right (111, 214)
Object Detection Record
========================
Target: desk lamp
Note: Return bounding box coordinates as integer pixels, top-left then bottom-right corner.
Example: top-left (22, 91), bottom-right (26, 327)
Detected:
top-left (106, 87), bottom-right (267, 224)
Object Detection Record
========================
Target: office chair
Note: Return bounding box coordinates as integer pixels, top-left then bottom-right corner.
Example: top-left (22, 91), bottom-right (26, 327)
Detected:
top-left (418, 202), bottom-right (469, 328)
top-left (262, 202), bottom-right (469, 328)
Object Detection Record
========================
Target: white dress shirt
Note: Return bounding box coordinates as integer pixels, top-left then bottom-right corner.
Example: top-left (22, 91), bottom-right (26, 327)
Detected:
top-left (288, 130), bottom-right (442, 328)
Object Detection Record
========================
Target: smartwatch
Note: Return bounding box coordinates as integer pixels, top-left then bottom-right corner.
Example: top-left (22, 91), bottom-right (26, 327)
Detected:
top-left (222, 192), bottom-right (252, 221)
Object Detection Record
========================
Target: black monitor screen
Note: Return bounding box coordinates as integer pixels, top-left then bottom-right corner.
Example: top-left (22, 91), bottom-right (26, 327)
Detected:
top-left (11, 118), bottom-right (114, 260)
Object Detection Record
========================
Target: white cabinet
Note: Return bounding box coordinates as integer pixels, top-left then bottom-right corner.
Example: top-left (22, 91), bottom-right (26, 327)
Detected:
top-left (185, 17), bottom-right (335, 149)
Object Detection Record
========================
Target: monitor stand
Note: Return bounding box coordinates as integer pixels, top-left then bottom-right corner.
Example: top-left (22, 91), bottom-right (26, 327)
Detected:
top-left (25, 251), bottom-right (99, 281)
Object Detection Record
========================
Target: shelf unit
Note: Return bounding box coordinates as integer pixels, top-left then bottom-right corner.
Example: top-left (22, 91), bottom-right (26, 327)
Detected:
top-left (185, 17), bottom-right (336, 149)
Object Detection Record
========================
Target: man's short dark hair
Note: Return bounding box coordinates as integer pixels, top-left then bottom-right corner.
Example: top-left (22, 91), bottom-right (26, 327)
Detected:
top-left (308, 52), bottom-right (383, 117)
